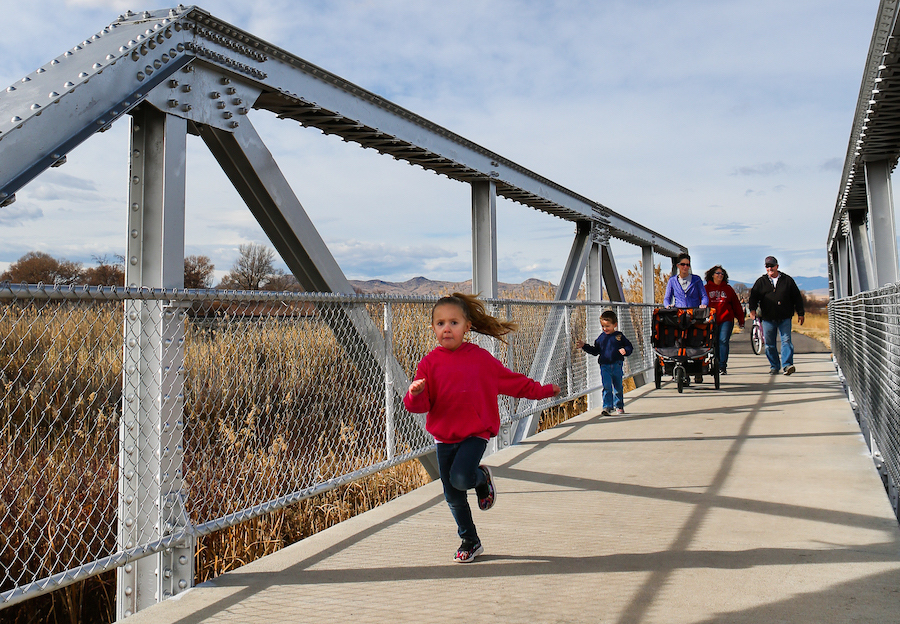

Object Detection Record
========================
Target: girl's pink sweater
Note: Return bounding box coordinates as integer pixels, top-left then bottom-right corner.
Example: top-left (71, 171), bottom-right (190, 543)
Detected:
top-left (403, 342), bottom-right (556, 444)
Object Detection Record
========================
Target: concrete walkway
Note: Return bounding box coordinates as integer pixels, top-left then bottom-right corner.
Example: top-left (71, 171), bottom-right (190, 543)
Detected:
top-left (128, 349), bottom-right (900, 624)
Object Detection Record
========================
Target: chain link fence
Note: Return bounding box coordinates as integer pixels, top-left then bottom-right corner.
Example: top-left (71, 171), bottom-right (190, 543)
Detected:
top-left (830, 283), bottom-right (900, 519)
top-left (0, 284), bottom-right (654, 611)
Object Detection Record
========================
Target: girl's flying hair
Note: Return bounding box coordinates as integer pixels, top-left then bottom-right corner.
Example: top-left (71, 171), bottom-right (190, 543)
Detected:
top-left (433, 292), bottom-right (518, 342)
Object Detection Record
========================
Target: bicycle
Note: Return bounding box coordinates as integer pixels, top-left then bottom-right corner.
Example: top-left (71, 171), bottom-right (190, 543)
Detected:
top-left (750, 316), bottom-right (765, 355)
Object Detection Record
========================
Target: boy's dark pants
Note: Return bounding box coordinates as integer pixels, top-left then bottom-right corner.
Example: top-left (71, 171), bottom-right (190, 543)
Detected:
top-left (436, 437), bottom-right (488, 542)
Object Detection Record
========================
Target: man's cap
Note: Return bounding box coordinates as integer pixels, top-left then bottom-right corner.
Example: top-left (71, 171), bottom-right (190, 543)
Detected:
top-left (765, 256), bottom-right (778, 267)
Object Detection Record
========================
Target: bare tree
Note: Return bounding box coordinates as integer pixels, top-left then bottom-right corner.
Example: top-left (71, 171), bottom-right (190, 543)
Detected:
top-left (218, 243), bottom-right (284, 290)
top-left (81, 254), bottom-right (125, 286)
top-left (1, 251), bottom-right (82, 285)
top-left (184, 255), bottom-right (216, 289)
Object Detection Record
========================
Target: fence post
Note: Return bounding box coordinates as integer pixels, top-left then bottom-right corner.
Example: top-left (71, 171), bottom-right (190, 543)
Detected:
top-left (384, 302), bottom-right (395, 460)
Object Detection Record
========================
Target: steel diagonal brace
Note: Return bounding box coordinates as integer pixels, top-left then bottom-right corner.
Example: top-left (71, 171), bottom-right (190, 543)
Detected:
top-left (507, 221), bottom-right (594, 447)
top-left (195, 119), bottom-right (438, 476)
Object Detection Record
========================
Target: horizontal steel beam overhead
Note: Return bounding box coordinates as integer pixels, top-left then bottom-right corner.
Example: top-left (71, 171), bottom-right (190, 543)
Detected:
top-left (0, 5), bottom-right (686, 257)
top-left (829, 0), bottom-right (900, 250)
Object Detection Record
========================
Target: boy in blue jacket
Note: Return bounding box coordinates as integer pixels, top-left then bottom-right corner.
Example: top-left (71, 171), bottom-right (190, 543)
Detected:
top-left (577, 310), bottom-right (634, 415)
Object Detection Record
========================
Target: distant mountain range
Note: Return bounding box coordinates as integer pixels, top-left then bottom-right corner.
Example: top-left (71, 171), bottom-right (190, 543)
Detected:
top-left (349, 276), bottom-right (555, 297)
top-left (350, 275), bottom-right (830, 298)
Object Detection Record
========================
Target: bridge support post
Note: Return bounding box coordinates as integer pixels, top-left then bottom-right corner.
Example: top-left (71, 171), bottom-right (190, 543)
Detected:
top-left (471, 181), bottom-right (499, 299)
top-left (642, 245), bottom-right (656, 305)
top-left (848, 209), bottom-right (874, 294)
top-left (118, 105), bottom-right (193, 619)
top-left (601, 237), bottom-right (646, 388)
top-left (584, 225), bottom-right (604, 411)
top-left (864, 159), bottom-right (900, 287)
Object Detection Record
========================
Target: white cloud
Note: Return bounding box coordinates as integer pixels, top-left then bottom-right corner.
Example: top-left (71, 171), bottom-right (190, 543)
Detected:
top-left (0, 0), bottom-right (885, 287)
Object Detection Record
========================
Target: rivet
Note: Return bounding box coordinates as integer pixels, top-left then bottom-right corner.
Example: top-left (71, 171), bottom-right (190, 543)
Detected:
top-left (216, 101), bottom-right (226, 109)
top-left (64, 81), bottom-right (74, 88)
top-left (168, 99), bottom-right (178, 108)
top-left (125, 517), bottom-right (134, 528)
top-left (21, 76), bottom-right (31, 83)
top-left (131, 229), bottom-right (138, 238)
top-left (229, 121), bottom-right (239, 128)
top-left (78, 72), bottom-right (88, 78)
top-left (182, 104), bottom-right (191, 112)
top-left (148, 40), bottom-right (157, 50)
top-left (131, 202), bottom-right (139, 211)
top-left (125, 495), bottom-right (134, 504)
top-left (145, 66), bottom-right (153, 75)
top-left (6, 86), bottom-right (15, 92)
top-left (125, 564), bottom-right (133, 573)
top-left (132, 176), bottom-right (140, 184)
top-left (37, 68), bottom-right (45, 74)
top-left (31, 104), bottom-right (41, 110)
top-left (124, 586), bottom-right (132, 596)
top-left (178, 555), bottom-right (188, 565)
top-left (65, 51), bottom-right (72, 57)
top-left (93, 63), bottom-right (102, 69)
top-left (107, 54), bottom-right (115, 60)
top-left (131, 51), bottom-right (140, 62)
top-left (130, 256), bottom-right (138, 265)
top-left (182, 84), bottom-right (191, 93)
top-left (161, 54), bottom-right (170, 63)
top-left (124, 610), bottom-right (132, 618)
top-left (11, 116), bottom-right (22, 122)
top-left (232, 97), bottom-right (241, 105)
top-left (140, 45), bottom-right (148, 56)
top-left (223, 111), bottom-right (232, 119)
top-left (221, 76), bottom-right (230, 85)
top-left (178, 579), bottom-right (188, 590)
top-left (51, 59), bottom-right (59, 65)
top-left (176, 43), bottom-right (185, 52)
top-left (49, 92), bottom-right (59, 98)
top-left (126, 470), bottom-right (134, 480)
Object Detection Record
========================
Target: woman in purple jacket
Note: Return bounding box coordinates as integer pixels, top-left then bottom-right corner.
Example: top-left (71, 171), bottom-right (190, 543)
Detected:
top-left (664, 253), bottom-right (709, 308)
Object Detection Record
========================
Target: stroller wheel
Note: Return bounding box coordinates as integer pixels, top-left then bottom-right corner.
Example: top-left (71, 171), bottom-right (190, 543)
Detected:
top-left (675, 367), bottom-right (685, 393)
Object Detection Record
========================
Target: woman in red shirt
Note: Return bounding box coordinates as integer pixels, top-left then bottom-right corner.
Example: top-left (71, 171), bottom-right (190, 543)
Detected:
top-left (704, 265), bottom-right (746, 375)
top-left (404, 293), bottom-right (559, 563)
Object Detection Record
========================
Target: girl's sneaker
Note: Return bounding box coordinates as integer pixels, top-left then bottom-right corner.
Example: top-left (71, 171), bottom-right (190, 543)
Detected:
top-left (614, 407), bottom-right (625, 415)
top-left (454, 539), bottom-right (484, 563)
top-left (476, 465), bottom-right (496, 511)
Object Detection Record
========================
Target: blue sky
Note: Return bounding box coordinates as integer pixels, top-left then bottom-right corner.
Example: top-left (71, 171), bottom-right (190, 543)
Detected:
top-left (0, 0), bottom-right (882, 287)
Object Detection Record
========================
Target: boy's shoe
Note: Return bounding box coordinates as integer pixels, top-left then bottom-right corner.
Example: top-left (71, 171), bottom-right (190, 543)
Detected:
top-left (784, 365), bottom-right (796, 376)
top-left (614, 407), bottom-right (625, 415)
top-left (601, 409), bottom-right (611, 416)
top-left (476, 465), bottom-right (496, 511)
top-left (454, 539), bottom-right (483, 563)
top-left (769, 368), bottom-right (779, 375)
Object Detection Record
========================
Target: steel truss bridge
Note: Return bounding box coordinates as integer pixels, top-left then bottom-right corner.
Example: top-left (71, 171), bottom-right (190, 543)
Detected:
top-left (1, 1), bottom-right (898, 620)
top-left (0, 5), bottom-right (685, 619)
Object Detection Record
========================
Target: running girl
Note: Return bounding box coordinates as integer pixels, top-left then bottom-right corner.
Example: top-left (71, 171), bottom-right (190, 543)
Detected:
top-left (404, 293), bottom-right (560, 563)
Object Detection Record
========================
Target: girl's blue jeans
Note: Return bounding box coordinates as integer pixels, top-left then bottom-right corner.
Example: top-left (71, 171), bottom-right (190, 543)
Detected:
top-left (600, 360), bottom-right (625, 410)
top-left (436, 437), bottom-right (488, 542)
top-left (717, 320), bottom-right (735, 371)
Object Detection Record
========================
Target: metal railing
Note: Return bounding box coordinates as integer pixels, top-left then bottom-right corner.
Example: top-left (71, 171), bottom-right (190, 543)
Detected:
top-left (830, 282), bottom-right (900, 518)
top-left (0, 284), bottom-right (655, 611)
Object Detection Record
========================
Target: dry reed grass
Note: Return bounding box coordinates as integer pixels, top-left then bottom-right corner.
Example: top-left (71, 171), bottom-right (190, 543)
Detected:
top-left (1, 292), bottom-right (594, 623)
top-left (793, 311), bottom-right (830, 350)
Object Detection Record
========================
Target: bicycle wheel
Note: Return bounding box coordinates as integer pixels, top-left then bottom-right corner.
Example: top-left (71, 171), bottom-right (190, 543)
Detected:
top-left (751, 323), bottom-right (763, 355)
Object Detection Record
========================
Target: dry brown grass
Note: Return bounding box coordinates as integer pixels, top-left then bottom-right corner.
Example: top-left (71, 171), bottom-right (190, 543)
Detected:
top-left (793, 311), bottom-right (830, 350)
top-left (1, 295), bottom-right (594, 623)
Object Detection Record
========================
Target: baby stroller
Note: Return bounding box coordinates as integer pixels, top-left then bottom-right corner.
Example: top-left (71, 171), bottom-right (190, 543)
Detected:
top-left (651, 307), bottom-right (720, 393)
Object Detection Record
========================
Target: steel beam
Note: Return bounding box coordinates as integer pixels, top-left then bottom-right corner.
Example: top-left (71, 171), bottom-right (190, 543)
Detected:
top-left (865, 160), bottom-right (900, 287)
top-left (119, 106), bottom-right (192, 618)
top-left (472, 181), bottom-right (499, 298)
top-left (642, 245), bottom-right (656, 305)
top-left (508, 220), bottom-right (593, 446)
top-left (195, 118), bottom-right (439, 479)
top-left (848, 209), bottom-right (874, 294)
